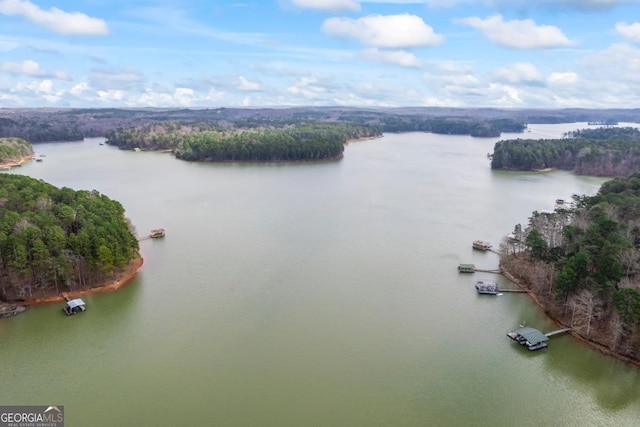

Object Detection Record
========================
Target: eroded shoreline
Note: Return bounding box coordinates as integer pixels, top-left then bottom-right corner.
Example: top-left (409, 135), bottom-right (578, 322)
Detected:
top-left (0, 254), bottom-right (143, 317)
top-left (0, 153), bottom-right (34, 169)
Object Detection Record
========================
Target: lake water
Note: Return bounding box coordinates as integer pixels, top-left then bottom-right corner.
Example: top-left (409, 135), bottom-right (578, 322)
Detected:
top-left (2, 124), bottom-right (640, 426)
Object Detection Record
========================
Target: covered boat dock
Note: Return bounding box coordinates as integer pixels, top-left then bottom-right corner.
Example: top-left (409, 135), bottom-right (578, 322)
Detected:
top-left (63, 298), bottom-right (86, 316)
top-left (458, 263), bottom-right (476, 273)
top-left (507, 326), bottom-right (549, 351)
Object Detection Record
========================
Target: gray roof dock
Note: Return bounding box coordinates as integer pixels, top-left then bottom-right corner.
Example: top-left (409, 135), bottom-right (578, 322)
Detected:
top-left (512, 327), bottom-right (549, 345)
top-left (507, 326), bottom-right (551, 350)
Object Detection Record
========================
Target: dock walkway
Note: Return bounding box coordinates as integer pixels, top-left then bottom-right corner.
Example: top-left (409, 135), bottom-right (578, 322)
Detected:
top-left (545, 328), bottom-right (572, 337)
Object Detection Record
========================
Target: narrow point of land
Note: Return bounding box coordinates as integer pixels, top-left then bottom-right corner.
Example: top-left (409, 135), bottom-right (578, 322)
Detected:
top-left (0, 153), bottom-right (34, 168)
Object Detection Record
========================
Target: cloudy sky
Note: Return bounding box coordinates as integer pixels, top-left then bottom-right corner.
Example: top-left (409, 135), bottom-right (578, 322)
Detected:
top-left (1, 0), bottom-right (640, 108)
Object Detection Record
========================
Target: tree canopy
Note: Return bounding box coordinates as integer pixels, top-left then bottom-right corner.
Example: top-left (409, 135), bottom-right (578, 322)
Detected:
top-left (0, 174), bottom-right (139, 301)
top-left (507, 174), bottom-right (640, 356)
top-left (106, 122), bottom-right (380, 162)
top-left (491, 127), bottom-right (640, 176)
top-left (0, 137), bottom-right (33, 164)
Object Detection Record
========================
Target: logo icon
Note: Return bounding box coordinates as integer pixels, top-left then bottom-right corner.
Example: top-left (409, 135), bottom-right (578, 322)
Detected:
top-left (0, 405), bottom-right (64, 426)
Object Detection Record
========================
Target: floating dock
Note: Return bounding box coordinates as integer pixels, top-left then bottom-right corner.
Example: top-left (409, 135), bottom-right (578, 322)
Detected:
top-left (458, 263), bottom-right (476, 273)
top-left (139, 228), bottom-right (166, 241)
top-left (475, 280), bottom-right (499, 295)
top-left (63, 298), bottom-right (86, 316)
top-left (474, 280), bottom-right (530, 295)
top-left (507, 326), bottom-right (549, 350)
top-left (472, 240), bottom-right (492, 251)
top-left (457, 264), bottom-right (502, 274)
top-left (507, 326), bottom-right (571, 351)
top-left (150, 228), bottom-right (165, 238)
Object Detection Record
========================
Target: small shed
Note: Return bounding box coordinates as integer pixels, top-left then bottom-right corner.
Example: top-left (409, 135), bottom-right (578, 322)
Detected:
top-left (63, 298), bottom-right (86, 316)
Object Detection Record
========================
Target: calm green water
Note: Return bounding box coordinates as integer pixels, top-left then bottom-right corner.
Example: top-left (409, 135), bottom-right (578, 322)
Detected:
top-left (2, 124), bottom-right (640, 426)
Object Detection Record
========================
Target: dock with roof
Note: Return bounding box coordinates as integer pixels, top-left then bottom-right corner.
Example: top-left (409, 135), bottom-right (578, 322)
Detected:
top-left (507, 326), bottom-right (572, 351)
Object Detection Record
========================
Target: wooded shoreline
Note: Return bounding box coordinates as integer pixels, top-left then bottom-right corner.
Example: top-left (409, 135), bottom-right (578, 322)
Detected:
top-left (0, 254), bottom-right (143, 318)
top-left (501, 258), bottom-right (640, 369)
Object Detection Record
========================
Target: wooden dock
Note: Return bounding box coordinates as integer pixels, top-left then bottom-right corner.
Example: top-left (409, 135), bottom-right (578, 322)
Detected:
top-left (473, 268), bottom-right (501, 274)
top-left (138, 228), bottom-right (166, 241)
top-left (545, 328), bottom-right (572, 337)
top-left (458, 264), bottom-right (502, 274)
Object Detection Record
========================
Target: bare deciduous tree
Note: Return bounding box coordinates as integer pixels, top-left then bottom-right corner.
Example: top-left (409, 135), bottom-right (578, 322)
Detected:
top-left (619, 248), bottom-right (640, 277)
top-left (609, 312), bottom-right (624, 351)
top-left (569, 289), bottom-right (599, 336)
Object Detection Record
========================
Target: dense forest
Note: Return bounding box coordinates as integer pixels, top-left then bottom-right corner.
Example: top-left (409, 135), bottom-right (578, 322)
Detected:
top-left (0, 117), bottom-right (84, 142)
top-left (0, 174), bottom-right (139, 301)
top-left (0, 137), bottom-right (34, 164)
top-left (500, 175), bottom-right (640, 360)
top-left (3, 106), bottom-right (640, 144)
top-left (106, 122), bottom-right (380, 161)
top-left (5, 107), bottom-right (636, 143)
top-left (491, 127), bottom-right (640, 176)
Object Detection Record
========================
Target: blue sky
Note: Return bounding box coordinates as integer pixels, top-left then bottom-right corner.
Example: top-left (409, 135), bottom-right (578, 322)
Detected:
top-left (1, 0), bottom-right (640, 108)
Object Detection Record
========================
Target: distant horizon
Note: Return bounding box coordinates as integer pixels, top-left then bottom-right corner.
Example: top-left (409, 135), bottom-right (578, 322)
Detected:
top-left (1, 105), bottom-right (640, 112)
top-left (1, 1), bottom-right (640, 109)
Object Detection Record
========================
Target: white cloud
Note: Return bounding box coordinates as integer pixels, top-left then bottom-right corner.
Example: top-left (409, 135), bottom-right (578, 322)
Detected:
top-left (433, 61), bottom-right (473, 74)
top-left (615, 22), bottom-right (640, 42)
top-left (0, 60), bottom-right (69, 80)
top-left (287, 76), bottom-right (328, 99)
top-left (581, 42), bottom-right (640, 83)
top-left (97, 89), bottom-right (125, 102)
top-left (458, 14), bottom-right (573, 49)
top-left (0, 0), bottom-right (109, 36)
top-left (498, 0), bottom-right (639, 10)
top-left (494, 62), bottom-right (543, 84)
top-left (360, 48), bottom-right (421, 67)
top-left (286, 0), bottom-right (360, 11)
top-left (174, 87), bottom-right (194, 106)
top-left (238, 76), bottom-right (261, 91)
top-left (322, 14), bottom-right (444, 48)
top-left (441, 73), bottom-right (479, 86)
top-left (547, 72), bottom-right (578, 84)
top-left (70, 82), bottom-right (89, 96)
top-left (37, 79), bottom-right (52, 93)
top-left (443, 0), bottom-right (640, 10)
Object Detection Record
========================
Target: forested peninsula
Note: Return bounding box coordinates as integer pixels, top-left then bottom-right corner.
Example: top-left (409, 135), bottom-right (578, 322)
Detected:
top-left (491, 127), bottom-right (640, 176)
top-left (500, 175), bottom-right (640, 363)
top-left (0, 174), bottom-right (140, 311)
top-left (106, 122), bottom-right (379, 162)
top-left (0, 137), bottom-right (34, 167)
